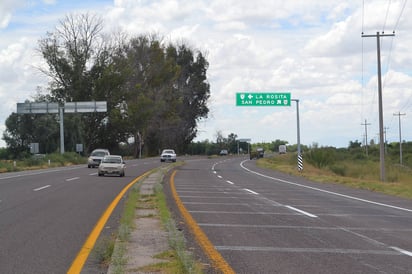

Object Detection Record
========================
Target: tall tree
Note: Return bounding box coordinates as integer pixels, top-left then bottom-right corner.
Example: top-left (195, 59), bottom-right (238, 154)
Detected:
top-left (167, 44), bottom-right (210, 152)
top-left (38, 13), bottom-right (122, 153)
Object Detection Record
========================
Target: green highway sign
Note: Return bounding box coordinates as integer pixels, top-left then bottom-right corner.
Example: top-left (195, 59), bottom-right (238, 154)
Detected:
top-left (236, 92), bottom-right (291, 106)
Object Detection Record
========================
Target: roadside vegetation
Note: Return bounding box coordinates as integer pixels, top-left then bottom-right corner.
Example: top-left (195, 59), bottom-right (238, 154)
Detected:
top-left (105, 166), bottom-right (203, 274)
top-left (0, 150), bottom-right (85, 172)
top-left (258, 142), bottom-right (412, 200)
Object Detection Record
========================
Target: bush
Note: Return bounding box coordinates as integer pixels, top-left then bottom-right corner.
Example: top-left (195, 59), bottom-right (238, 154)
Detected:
top-left (329, 164), bottom-right (346, 176)
top-left (305, 147), bottom-right (336, 169)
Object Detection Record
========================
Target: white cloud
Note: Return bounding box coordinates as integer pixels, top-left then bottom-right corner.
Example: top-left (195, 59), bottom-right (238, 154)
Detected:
top-left (0, 0), bottom-right (26, 28)
top-left (1, 0), bottom-right (412, 148)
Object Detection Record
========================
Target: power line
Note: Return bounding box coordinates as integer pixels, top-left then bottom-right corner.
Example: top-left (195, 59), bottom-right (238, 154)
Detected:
top-left (382, 0), bottom-right (392, 32)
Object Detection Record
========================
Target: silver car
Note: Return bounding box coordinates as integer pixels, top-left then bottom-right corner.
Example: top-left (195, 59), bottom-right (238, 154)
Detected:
top-left (88, 149), bottom-right (110, 168)
top-left (98, 155), bottom-right (125, 177)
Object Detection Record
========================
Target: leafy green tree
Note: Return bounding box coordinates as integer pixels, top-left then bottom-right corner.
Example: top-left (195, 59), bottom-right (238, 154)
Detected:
top-left (3, 113), bottom-right (59, 157)
top-left (168, 44), bottom-right (210, 152)
top-left (5, 14), bottom-right (211, 158)
top-left (38, 13), bottom-right (124, 153)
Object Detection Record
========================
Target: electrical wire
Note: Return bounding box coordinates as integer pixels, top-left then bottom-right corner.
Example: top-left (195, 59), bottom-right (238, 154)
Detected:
top-left (382, 0), bottom-right (392, 32)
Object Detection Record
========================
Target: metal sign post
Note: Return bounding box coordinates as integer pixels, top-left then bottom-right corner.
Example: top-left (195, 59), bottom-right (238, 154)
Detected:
top-left (17, 101), bottom-right (107, 154)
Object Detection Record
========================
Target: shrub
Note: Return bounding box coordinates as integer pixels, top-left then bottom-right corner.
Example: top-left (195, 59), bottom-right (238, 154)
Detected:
top-left (329, 164), bottom-right (346, 176)
top-left (305, 147), bottom-right (336, 169)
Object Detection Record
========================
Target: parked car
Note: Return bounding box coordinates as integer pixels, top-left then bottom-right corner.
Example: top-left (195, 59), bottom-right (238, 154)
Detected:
top-left (98, 155), bottom-right (125, 177)
top-left (160, 149), bottom-right (176, 162)
top-left (88, 149), bottom-right (110, 168)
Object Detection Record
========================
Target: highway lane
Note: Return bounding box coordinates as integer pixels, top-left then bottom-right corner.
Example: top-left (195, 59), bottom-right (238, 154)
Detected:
top-left (0, 158), bottom-right (161, 274)
top-left (173, 156), bottom-right (412, 273)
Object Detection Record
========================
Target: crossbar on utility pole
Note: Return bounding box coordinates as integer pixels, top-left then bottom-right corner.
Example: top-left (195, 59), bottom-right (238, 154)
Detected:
top-left (361, 119), bottom-right (371, 156)
top-left (393, 112), bottom-right (406, 165)
top-left (362, 31), bottom-right (395, 181)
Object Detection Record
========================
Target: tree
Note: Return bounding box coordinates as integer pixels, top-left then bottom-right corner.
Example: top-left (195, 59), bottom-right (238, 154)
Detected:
top-left (5, 14), bottom-right (211, 158)
top-left (3, 113), bottom-right (59, 157)
top-left (38, 13), bottom-right (123, 153)
top-left (168, 44), bottom-right (210, 152)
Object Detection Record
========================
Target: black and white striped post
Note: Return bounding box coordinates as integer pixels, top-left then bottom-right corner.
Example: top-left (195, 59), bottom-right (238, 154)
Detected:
top-left (291, 99), bottom-right (303, 171)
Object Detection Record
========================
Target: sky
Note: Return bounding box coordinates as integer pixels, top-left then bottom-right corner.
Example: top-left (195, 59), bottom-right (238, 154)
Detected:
top-left (1, 0), bottom-right (412, 149)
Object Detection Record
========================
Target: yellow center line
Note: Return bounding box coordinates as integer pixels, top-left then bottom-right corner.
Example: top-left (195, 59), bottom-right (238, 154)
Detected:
top-left (67, 171), bottom-right (151, 274)
top-left (170, 170), bottom-right (235, 274)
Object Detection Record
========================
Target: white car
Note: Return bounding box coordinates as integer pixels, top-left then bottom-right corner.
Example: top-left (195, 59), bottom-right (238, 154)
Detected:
top-left (160, 149), bottom-right (176, 162)
top-left (98, 155), bottom-right (125, 177)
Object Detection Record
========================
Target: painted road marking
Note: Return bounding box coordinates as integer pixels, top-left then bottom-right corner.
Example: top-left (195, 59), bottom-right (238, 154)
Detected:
top-left (33, 185), bottom-right (51, 191)
top-left (240, 160), bottom-right (412, 213)
top-left (67, 171), bottom-right (151, 273)
top-left (226, 180), bottom-right (234, 184)
top-left (66, 177), bottom-right (80, 181)
top-left (170, 171), bottom-right (235, 274)
top-left (215, 246), bottom-right (401, 255)
top-left (285, 205), bottom-right (318, 218)
top-left (244, 188), bottom-right (259, 195)
top-left (0, 166), bottom-right (84, 180)
top-left (390, 246), bottom-right (412, 257)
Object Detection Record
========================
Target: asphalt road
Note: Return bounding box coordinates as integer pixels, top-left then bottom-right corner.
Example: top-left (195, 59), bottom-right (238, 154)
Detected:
top-left (172, 156), bottom-right (412, 273)
top-left (0, 158), bottom-right (161, 274)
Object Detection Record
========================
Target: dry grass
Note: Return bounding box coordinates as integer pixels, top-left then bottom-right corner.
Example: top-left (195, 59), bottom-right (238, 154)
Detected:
top-left (258, 154), bottom-right (412, 200)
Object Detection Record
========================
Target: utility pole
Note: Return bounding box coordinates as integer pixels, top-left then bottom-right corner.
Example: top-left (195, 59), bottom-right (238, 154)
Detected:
top-left (361, 119), bottom-right (371, 156)
top-left (393, 112), bottom-right (406, 165)
top-left (362, 31), bottom-right (395, 181)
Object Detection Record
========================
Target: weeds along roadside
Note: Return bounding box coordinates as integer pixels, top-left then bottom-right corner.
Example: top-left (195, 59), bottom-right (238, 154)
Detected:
top-left (102, 163), bottom-right (204, 274)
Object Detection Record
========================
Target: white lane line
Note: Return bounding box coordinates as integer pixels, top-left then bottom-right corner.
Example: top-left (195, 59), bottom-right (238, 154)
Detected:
top-left (215, 246), bottom-right (400, 255)
top-left (285, 205), bottom-right (318, 218)
top-left (89, 173), bottom-right (97, 176)
top-left (244, 188), bottom-right (259, 195)
top-left (0, 166), bottom-right (85, 180)
top-left (240, 160), bottom-right (412, 213)
top-left (66, 177), bottom-right (80, 181)
top-left (390, 246), bottom-right (412, 257)
top-left (226, 180), bottom-right (234, 185)
top-left (33, 185), bottom-right (51, 191)
top-left (217, 175), bottom-right (222, 179)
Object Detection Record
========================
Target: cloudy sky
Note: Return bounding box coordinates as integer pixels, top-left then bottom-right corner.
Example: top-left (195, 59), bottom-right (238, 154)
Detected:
top-left (1, 0), bottom-right (411, 148)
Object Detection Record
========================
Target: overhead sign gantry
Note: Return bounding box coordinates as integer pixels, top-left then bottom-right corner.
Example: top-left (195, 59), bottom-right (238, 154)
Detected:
top-left (16, 101), bottom-right (107, 154)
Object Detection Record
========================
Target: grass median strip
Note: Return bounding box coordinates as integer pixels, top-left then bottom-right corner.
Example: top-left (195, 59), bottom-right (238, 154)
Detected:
top-left (109, 165), bottom-right (204, 273)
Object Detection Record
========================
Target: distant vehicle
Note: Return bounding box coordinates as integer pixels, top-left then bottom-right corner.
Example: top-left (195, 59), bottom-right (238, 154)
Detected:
top-left (98, 155), bottom-right (125, 177)
top-left (88, 149), bottom-right (110, 168)
top-left (219, 149), bottom-right (228, 156)
top-left (256, 148), bottom-right (264, 158)
top-left (160, 149), bottom-right (176, 162)
top-left (279, 145), bottom-right (287, 154)
top-left (250, 148), bottom-right (264, 160)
